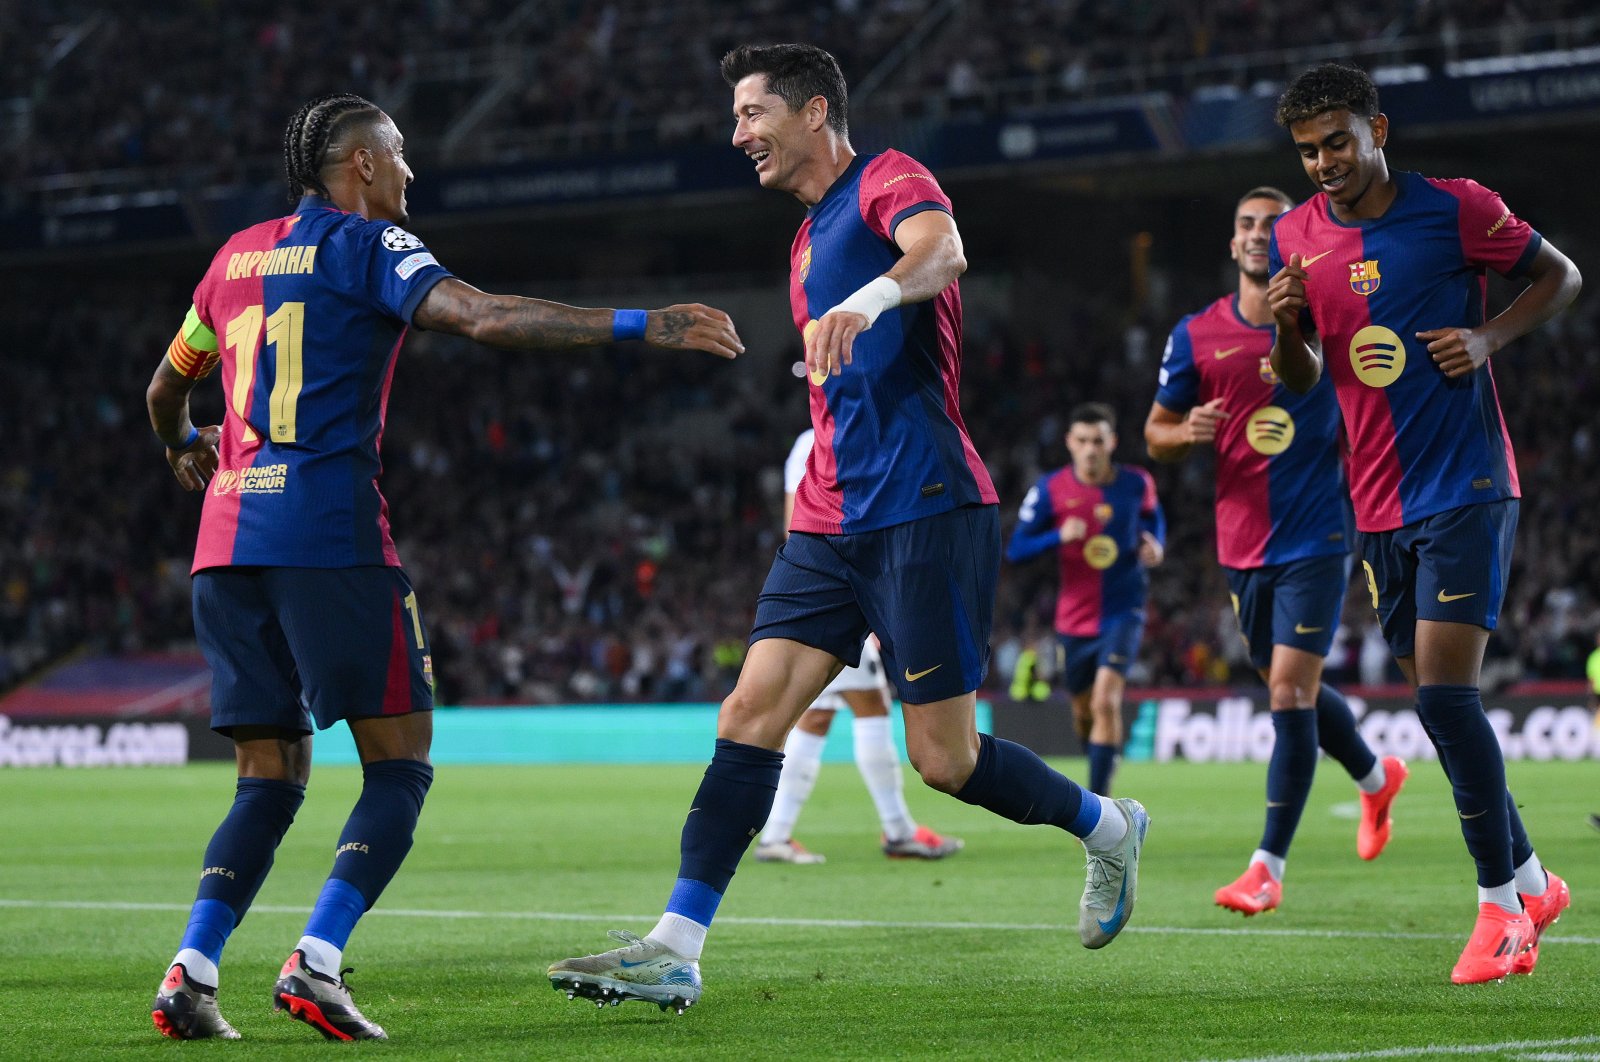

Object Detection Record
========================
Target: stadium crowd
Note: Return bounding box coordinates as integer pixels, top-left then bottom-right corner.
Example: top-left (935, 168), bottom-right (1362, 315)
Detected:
top-left (3, 273), bottom-right (1595, 703)
top-left (6, 0), bottom-right (1596, 189)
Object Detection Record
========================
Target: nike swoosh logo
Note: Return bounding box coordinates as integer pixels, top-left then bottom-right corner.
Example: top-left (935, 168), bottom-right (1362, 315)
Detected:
top-left (619, 959), bottom-right (650, 968)
top-left (1266, 801), bottom-right (1288, 808)
top-left (1437, 590), bottom-right (1477, 603)
top-left (1300, 249), bottom-right (1335, 266)
top-left (1213, 345), bottom-right (1244, 360)
top-left (1096, 877), bottom-right (1129, 935)
top-left (904, 664), bottom-right (942, 682)
top-left (1293, 624), bottom-right (1324, 634)
top-left (1459, 809), bottom-right (1487, 820)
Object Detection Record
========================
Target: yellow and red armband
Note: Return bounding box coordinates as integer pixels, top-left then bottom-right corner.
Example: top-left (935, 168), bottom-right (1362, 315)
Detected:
top-left (166, 305), bottom-right (220, 379)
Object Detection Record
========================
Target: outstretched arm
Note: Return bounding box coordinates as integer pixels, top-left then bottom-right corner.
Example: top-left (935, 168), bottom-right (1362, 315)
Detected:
top-left (1419, 241), bottom-right (1582, 378)
top-left (806, 210), bottom-right (966, 377)
top-left (412, 278), bottom-right (744, 359)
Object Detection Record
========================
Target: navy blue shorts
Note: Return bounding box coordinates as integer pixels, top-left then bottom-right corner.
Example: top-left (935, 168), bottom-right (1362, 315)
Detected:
top-left (1357, 499), bottom-right (1518, 660)
top-left (1058, 614), bottom-right (1144, 695)
top-left (751, 504), bottom-right (998, 703)
top-left (193, 566), bottom-right (434, 734)
top-left (1224, 553), bottom-right (1348, 670)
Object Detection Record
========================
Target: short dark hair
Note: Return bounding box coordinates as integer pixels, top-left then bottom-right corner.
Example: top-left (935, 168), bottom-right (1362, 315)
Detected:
top-left (1069, 402), bottom-right (1116, 431)
top-left (283, 93), bottom-right (383, 202)
top-left (1236, 186), bottom-right (1295, 210)
top-left (720, 43), bottom-right (849, 136)
top-left (1275, 63), bottom-right (1380, 127)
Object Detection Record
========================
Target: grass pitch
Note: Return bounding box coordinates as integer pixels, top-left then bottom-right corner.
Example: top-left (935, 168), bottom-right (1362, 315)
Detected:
top-left (1, 756), bottom-right (1596, 1060)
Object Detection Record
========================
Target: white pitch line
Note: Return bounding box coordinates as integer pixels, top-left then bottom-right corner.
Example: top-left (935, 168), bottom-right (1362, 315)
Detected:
top-left (1201, 1035), bottom-right (1600, 1062)
top-left (0, 898), bottom-right (1596, 946)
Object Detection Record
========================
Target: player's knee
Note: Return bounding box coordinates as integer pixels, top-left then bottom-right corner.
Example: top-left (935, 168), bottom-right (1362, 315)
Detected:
top-left (908, 746), bottom-right (975, 794)
top-left (1268, 677), bottom-right (1314, 710)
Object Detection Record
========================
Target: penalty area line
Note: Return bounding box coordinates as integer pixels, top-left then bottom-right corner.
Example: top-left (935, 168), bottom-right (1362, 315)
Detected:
top-left (1200, 1034), bottom-right (1600, 1062)
top-left (0, 897), bottom-right (1597, 947)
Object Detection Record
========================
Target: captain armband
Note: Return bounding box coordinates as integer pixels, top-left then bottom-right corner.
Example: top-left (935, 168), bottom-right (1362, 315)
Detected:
top-left (166, 305), bottom-right (221, 380)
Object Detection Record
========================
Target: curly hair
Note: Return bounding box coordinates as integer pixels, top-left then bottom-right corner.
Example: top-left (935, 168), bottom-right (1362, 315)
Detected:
top-left (283, 93), bottom-right (381, 202)
top-left (1275, 63), bottom-right (1380, 127)
top-left (720, 43), bottom-right (849, 135)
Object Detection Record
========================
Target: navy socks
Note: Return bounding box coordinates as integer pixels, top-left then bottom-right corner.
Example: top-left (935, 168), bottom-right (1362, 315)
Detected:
top-left (1414, 685), bottom-right (1514, 887)
top-left (665, 738), bottom-right (783, 928)
top-left (1085, 741), bottom-right (1119, 796)
top-left (305, 758), bottom-right (433, 948)
top-left (1313, 683), bottom-right (1378, 781)
top-left (1260, 708), bottom-right (1318, 858)
top-left (954, 733), bottom-right (1099, 836)
top-left (180, 777), bottom-right (305, 962)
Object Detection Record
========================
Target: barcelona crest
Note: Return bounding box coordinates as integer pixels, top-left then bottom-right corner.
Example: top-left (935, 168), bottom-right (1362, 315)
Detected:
top-left (1093, 502), bottom-right (1113, 523)
top-left (1258, 356), bottom-right (1280, 385)
top-left (1349, 259), bottom-right (1381, 296)
top-left (799, 244), bottom-right (812, 283)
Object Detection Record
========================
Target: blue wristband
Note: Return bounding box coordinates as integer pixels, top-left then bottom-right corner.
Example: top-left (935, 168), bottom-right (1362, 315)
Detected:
top-left (175, 426), bottom-right (199, 449)
top-left (612, 309), bottom-right (648, 342)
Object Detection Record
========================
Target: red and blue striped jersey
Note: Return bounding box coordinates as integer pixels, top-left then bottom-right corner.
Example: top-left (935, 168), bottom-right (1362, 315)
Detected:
top-left (1157, 293), bottom-right (1350, 569)
top-left (788, 150), bottom-right (997, 534)
top-left (1006, 465), bottom-right (1164, 637)
top-left (1268, 171), bottom-right (1539, 532)
top-left (183, 195), bottom-right (452, 571)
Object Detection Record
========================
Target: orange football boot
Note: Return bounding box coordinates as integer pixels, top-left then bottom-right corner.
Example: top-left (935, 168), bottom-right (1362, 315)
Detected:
top-left (1450, 904), bottom-right (1533, 984)
top-left (1357, 756), bottom-right (1409, 860)
top-left (1214, 862), bottom-right (1282, 916)
top-left (1511, 870), bottom-right (1571, 975)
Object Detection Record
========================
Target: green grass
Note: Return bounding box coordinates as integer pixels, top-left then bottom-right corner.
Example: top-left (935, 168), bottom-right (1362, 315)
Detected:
top-left (1, 758), bottom-right (1596, 1059)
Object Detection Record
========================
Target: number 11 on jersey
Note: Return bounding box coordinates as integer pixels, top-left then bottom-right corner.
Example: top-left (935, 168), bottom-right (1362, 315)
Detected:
top-left (223, 301), bottom-right (306, 443)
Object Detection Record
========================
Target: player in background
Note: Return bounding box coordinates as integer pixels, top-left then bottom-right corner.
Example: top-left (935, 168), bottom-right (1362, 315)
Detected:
top-left (1006, 403), bottom-right (1165, 797)
top-left (1588, 631), bottom-right (1600, 832)
top-left (146, 93), bottom-right (742, 1041)
top-left (755, 427), bottom-right (963, 864)
top-left (1144, 187), bottom-right (1408, 917)
top-left (1267, 63), bottom-right (1580, 982)
top-left (550, 44), bottom-right (1148, 1016)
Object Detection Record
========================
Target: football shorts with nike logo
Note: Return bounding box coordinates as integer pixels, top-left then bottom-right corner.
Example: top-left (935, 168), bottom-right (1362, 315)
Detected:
top-left (750, 504), bottom-right (997, 703)
top-left (1357, 499), bottom-right (1518, 658)
top-left (1223, 553), bottom-right (1348, 669)
top-left (1059, 614), bottom-right (1145, 694)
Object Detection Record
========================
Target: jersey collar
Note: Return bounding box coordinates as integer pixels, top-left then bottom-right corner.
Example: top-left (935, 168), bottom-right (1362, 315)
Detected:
top-left (806, 154), bottom-right (869, 218)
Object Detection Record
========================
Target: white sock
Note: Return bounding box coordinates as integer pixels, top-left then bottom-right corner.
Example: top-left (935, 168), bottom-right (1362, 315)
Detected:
top-left (1513, 852), bottom-right (1547, 897)
top-left (1354, 759), bottom-right (1386, 795)
top-left (1082, 795), bottom-right (1127, 851)
top-left (1249, 849), bottom-right (1286, 882)
top-left (647, 913), bottom-right (707, 961)
top-left (171, 947), bottom-right (218, 988)
top-left (1479, 881), bottom-right (1521, 915)
top-left (759, 727), bottom-right (827, 845)
top-left (852, 715), bottom-right (915, 842)
top-left (296, 935), bottom-right (342, 978)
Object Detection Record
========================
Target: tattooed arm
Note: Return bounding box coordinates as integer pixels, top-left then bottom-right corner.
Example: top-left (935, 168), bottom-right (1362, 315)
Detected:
top-left (413, 278), bottom-right (743, 358)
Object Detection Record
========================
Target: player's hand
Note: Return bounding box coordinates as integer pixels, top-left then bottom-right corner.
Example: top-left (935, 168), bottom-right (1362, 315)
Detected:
top-left (646, 304), bottom-right (744, 359)
top-left (806, 309), bottom-right (868, 378)
top-left (166, 425), bottom-right (220, 492)
top-left (1267, 254), bottom-right (1309, 332)
top-left (1058, 516), bottom-right (1088, 543)
top-left (1185, 398), bottom-right (1229, 446)
top-left (1417, 326), bottom-right (1495, 378)
top-left (1138, 530), bottom-right (1165, 568)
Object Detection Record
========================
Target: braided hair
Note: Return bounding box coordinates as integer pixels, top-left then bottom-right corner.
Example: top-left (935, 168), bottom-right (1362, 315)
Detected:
top-left (283, 93), bottom-right (381, 202)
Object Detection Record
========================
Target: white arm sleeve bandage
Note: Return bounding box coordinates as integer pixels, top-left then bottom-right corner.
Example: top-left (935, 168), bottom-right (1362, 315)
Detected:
top-left (824, 275), bottom-right (902, 329)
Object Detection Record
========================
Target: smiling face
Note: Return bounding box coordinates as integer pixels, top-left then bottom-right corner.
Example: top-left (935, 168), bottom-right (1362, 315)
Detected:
top-left (730, 74), bottom-right (824, 199)
top-left (1230, 195), bottom-right (1290, 282)
top-left (365, 114), bottom-right (413, 224)
top-left (1288, 109), bottom-right (1391, 220)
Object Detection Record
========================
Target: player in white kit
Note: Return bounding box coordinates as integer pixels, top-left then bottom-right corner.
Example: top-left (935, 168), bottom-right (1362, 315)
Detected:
top-left (754, 430), bottom-right (965, 863)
